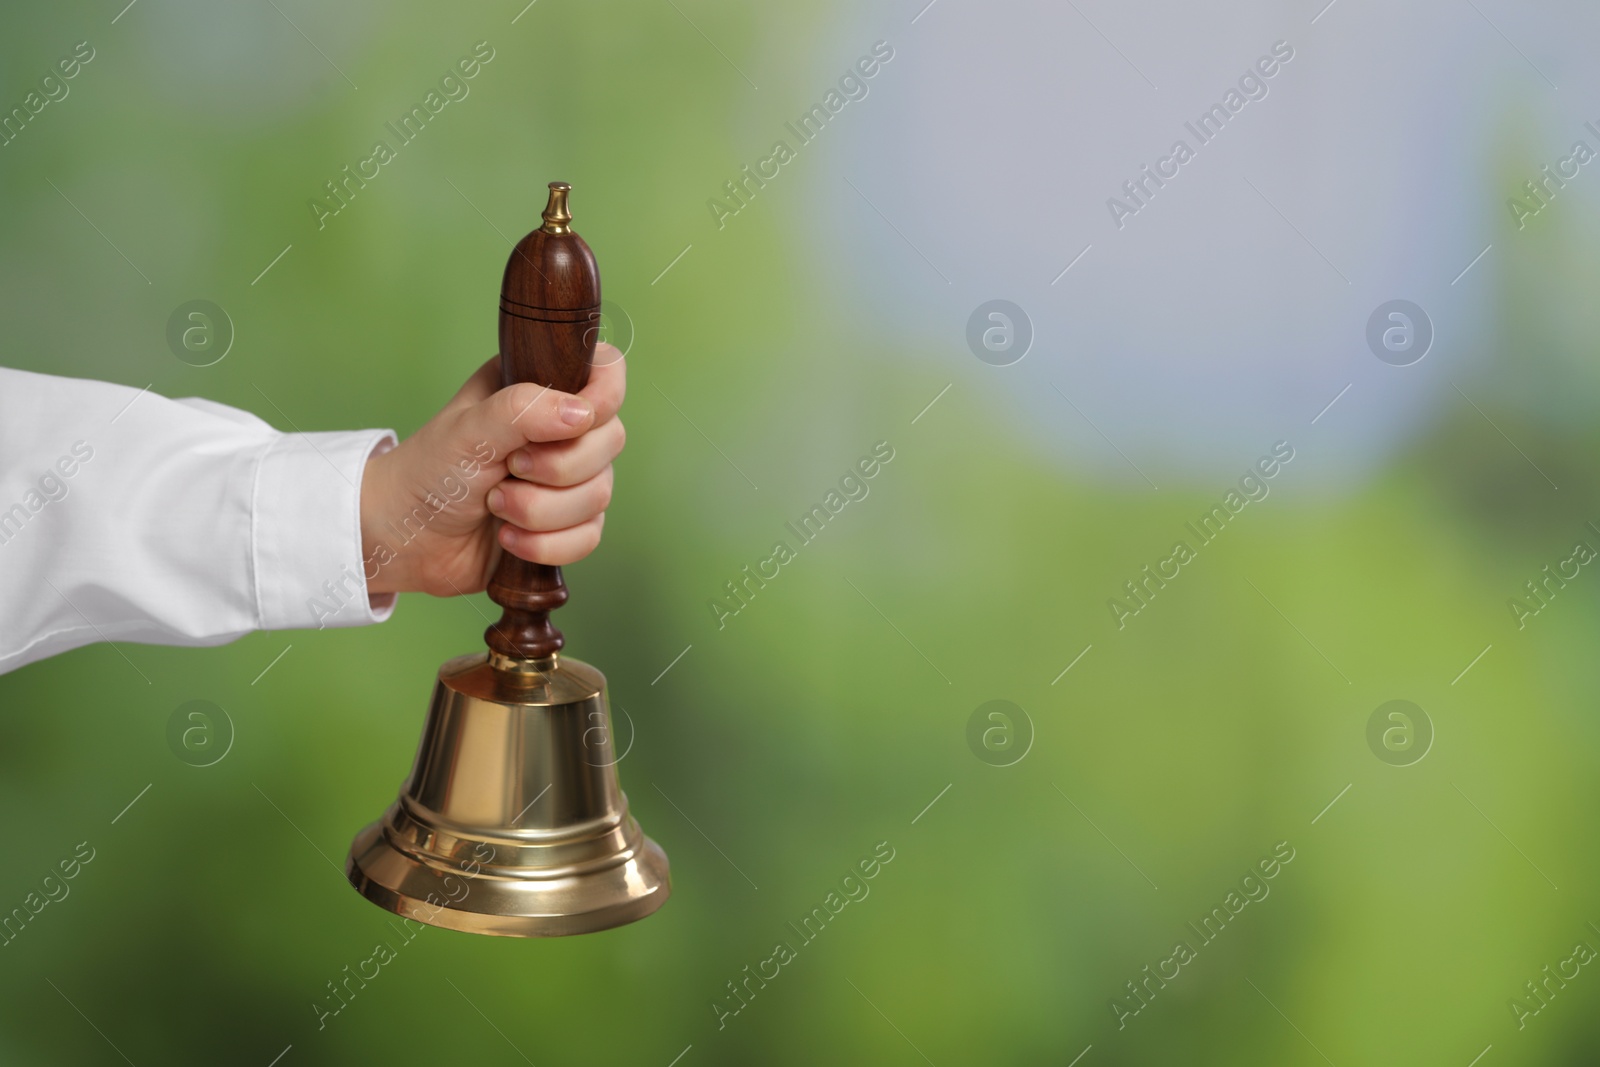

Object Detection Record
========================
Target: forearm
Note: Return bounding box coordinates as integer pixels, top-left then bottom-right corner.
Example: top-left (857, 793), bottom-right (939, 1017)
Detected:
top-left (0, 369), bottom-right (395, 675)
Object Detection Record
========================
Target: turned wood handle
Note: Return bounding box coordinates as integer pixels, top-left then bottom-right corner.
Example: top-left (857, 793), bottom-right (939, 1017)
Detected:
top-left (484, 182), bottom-right (602, 662)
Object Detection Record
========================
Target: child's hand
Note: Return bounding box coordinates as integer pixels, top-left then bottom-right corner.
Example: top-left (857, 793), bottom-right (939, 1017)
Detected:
top-left (359, 345), bottom-right (626, 597)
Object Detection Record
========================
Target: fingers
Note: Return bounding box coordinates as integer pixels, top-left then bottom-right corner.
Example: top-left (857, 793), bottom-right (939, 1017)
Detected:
top-left (450, 380), bottom-right (592, 470)
top-left (487, 466), bottom-right (613, 532)
top-left (488, 347), bottom-right (624, 451)
top-left (507, 417), bottom-right (624, 488)
top-left (446, 347), bottom-right (624, 483)
top-left (498, 512), bottom-right (605, 567)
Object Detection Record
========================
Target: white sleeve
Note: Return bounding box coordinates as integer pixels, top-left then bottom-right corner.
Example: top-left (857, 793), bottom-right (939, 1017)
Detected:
top-left (0, 368), bottom-right (398, 676)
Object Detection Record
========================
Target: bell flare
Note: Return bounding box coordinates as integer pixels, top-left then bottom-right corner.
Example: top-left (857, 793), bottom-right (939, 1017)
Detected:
top-left (345, 652), bottom-right (671, 937)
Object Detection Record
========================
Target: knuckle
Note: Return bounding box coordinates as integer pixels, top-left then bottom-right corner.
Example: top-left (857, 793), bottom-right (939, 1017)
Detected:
top-left (506, 489), bottom-right (538, 528)
top-left (543, 389), bottom-right (569, 421)
top-left (517, 531), bottom-right (550, 564)
top-left (502, 383), bottom-right (538, 421)
top-left (548, 457), bottom-right (581, 487)
top-left (539, 535), bottom-right (572, 566)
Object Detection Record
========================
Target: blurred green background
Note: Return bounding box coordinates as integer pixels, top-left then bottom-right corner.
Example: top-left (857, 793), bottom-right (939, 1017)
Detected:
top-left (4, 0), bottom-right (1600, 1064)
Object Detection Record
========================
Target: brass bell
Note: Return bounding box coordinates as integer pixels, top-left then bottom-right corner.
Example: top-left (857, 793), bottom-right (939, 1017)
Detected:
top-left (344, 182), bottom-right (671, 937)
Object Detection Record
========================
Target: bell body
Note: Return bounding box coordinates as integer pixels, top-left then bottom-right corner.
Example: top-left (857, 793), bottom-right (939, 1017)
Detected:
top-left (346, 652), bottom-right (670, 936)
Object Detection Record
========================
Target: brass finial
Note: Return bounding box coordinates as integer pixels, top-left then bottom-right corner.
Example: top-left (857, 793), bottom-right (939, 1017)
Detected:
top-left (540, 181), bottom-right (573, 235)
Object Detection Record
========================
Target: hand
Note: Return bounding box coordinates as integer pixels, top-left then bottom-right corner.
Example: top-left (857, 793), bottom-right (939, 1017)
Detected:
top-left (359, 345), bottom-right (626, 597)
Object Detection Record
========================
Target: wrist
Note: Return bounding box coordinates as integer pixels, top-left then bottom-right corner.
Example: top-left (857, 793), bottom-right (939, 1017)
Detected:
top-left (360, 444), bottom-right (410, 596)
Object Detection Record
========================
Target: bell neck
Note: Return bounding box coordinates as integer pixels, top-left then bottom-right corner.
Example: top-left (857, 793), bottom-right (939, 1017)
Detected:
top-left (488, 651), bottom-right (560, 676)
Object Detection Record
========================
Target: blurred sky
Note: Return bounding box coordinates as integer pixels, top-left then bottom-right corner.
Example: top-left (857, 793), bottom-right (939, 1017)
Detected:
top-left (799, 0), bottom-right (1600, 483)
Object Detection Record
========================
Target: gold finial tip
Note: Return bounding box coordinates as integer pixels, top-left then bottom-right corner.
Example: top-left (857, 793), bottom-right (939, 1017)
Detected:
top-left (540, 182), bottom-right (573, 234)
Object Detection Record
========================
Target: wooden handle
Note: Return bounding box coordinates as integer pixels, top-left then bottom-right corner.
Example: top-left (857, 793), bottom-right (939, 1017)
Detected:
top-left (484, 182), bottom-right (602, 662)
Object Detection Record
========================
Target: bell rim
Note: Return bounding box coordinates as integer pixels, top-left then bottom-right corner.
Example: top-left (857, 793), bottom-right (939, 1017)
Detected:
top-left (344, 820), bottom-right (672, 938)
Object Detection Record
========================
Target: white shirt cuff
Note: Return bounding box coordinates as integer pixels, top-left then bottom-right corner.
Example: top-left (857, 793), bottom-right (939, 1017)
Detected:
top-left (252, 429), bottom-right (398, 631)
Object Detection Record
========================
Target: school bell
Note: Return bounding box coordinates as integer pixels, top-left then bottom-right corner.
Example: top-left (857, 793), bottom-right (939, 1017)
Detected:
top-left (344, 182), bottom-right (671, 936)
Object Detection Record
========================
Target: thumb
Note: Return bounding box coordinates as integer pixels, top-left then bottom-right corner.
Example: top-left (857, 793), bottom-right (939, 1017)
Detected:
top-left (465, 381), bottom-right (596, 462)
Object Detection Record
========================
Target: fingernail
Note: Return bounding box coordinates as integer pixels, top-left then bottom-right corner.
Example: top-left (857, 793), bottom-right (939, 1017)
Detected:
top-left (487, 487), bottom-right (504, 514)
top-left (559, 398), bottom-right (593, 426)
top-left (509, 451), bottom-right (531, 476)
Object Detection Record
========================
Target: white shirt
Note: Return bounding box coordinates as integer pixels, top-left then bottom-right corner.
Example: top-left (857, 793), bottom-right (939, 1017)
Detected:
top-left (0, 368), bottom-right (396, 675)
